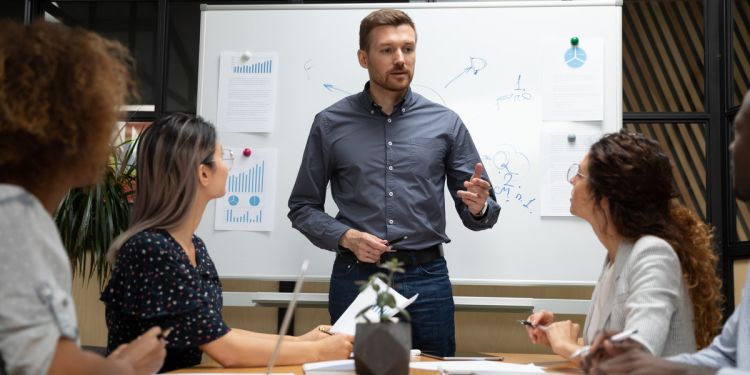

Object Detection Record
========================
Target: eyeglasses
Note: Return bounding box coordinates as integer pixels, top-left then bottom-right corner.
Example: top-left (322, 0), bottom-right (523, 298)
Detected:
top-left (221, 148), bottom-right (234, 170)
top-left (202, 147), bottom-right (235, 170)
top-left (566, 163), bottom-right (588, 184)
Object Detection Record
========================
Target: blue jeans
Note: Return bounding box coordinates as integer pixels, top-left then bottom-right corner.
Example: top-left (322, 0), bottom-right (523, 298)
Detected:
top-left (329, 255), bottom-right (456, 356)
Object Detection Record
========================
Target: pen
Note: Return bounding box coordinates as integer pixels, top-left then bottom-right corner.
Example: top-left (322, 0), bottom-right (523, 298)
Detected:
top-left (157, 327), bottom-right (173, 340)
top-left (570, 329), bottom-right (639, 359)
top-left (386, 235), bottom-right (408, 247)
top-left (318, 327), bottom-right (334, 336)
top-left (517, 319), bottom-right (547, 329)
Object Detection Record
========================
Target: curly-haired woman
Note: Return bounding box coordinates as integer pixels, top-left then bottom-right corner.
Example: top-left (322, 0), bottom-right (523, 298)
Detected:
top-left (524, 131), bottom-right (722, 360)
top-left (0, 20), bottom-right (165, 375)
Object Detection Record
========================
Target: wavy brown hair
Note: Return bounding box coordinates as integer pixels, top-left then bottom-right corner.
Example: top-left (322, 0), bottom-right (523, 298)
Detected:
top-left (587, 130), bottom-right (723, 349)
top-left (0, 19), bottom-right (134, 191)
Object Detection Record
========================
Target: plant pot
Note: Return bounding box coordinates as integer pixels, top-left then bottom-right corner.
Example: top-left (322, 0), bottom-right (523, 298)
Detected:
top-left (353, 321), bottom-right (411, 375)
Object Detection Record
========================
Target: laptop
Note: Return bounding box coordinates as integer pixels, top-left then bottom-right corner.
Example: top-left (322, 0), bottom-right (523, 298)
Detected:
top-left (266, 259), bottom-right (309, 375)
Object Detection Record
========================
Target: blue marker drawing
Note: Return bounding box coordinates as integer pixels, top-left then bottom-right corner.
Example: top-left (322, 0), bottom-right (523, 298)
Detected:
top-left (565, 46), bottom-right (587, 68)
top-left (496, 74), bottom-right (534, 110)
top-left (304, 59), bottom-right (313, 80)
top-left (445, 57), bottom-right (487, 88)
top-left (323, 83), bottom-right (352, 96)
top-left (412, 84), bottom-right (447, 106)
top-left (482, 145), bottom-right (535, 214)
top-left (228, 195), bottom-right (239, 206)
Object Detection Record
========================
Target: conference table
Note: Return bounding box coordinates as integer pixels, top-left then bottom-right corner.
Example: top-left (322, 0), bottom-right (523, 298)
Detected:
top-left (170, 353), bottom-right (581, 374)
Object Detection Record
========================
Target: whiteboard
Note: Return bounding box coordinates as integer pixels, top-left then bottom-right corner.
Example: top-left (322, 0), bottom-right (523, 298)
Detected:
top-left (196, 1), bottom-right (622, 285)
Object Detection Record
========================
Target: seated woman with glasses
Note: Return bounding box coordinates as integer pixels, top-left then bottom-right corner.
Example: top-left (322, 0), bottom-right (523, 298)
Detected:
top-left (101, 113), bottom-right (353, 373)
top-left (524, 131), bottom-right (722, 360)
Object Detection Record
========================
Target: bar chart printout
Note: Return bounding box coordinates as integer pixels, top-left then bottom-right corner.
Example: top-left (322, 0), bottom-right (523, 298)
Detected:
top-left (215, 148), bottom-right (278, 231)
top-left (216, 51), bottom-right (279, 133)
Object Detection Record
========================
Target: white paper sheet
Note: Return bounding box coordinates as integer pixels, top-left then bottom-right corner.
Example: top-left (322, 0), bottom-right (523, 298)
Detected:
top-left (217, 51), bottom-right (279, 132)
top-left (214, 148), bottom-right (277, 231)
top-left (329, 278), bottom-right (418, 336)
top-left (302, 359), bottom-right (355, 374)
top-left (539, 130), bottom-right (601, 216)
top-left (541, 37), bottom-right (604, 121)
top-left (410, 360), bottom-right (544, 373)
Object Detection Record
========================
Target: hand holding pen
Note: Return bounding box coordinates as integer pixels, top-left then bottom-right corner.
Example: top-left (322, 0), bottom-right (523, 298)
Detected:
top-left (581, 329), bottom-right (645, 372)
top-left (522, 310), bottom-right (555, 345)
top-left (339, 229), bottom-right (392, 263)
top-left (571, 329), bottom-right (639, 359)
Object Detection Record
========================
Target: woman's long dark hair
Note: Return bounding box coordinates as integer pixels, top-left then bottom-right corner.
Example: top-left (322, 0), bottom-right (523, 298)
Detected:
top-left (108, 113), bottom-right (216, 263)
top-left (587, 130), bottom-right (722, 349)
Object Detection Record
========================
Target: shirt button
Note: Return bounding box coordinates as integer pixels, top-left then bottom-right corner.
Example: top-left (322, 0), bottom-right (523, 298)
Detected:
top-left (388, 165), bottom-right (393, 171)
top-left (387, 141), bottom-right (393, 146)
top-left (401, 107), bottom-right (406, 113)
top-left (370, 110), bottom-right (375, 115)
top-left (388, 219), bottom-right (394, 225)
top-left (387, 118), bottom-right (392, 123)
top-left (388, 191), bottom-right (394, 197)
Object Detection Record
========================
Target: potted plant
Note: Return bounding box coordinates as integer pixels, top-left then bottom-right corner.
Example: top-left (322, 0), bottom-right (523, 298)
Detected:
top-left (353, 258), bottom-right (412, 375)
top-left (54, 122), bottom-right (143, 288)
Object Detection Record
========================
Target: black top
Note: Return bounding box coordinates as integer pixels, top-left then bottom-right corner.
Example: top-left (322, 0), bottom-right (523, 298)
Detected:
top-left (101, 229), bottom-right (230, 372)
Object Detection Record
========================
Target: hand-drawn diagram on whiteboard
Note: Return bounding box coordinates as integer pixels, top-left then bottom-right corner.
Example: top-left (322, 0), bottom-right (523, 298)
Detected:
top-left (217, 51), bottom-right (279, 133)
top-left (215, 148), bottom-right (278, 231)
top-left (496, 74), bottom-right (534, 110)
top-left (445, 56), bottom-right (487, 88)
top-left (482, 145), bottom-right (536, 214)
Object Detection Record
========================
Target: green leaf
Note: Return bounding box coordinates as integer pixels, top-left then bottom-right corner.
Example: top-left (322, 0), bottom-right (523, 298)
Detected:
top-left (53, 127), bottom-right (141, 291)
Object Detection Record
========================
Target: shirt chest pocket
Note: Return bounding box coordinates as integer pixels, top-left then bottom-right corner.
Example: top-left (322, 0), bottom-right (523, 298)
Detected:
top-left (409, 138), bottom-right (447, 179)
top-left (36, 281), bottom-right (79, 341)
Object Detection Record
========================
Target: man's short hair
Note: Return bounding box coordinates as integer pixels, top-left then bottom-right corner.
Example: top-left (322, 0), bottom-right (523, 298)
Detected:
top-left (359, 9), bottom-right (416, 51)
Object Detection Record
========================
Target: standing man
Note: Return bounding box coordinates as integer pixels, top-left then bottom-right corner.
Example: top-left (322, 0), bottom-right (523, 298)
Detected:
top-left (288, 9), bottom-right (500, 356)
top-left (587, 90), bottom-right (750, 375)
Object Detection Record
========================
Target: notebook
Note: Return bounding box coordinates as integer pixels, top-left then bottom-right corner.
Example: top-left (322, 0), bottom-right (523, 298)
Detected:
top-left (265, 259), bottom-right (309, 375)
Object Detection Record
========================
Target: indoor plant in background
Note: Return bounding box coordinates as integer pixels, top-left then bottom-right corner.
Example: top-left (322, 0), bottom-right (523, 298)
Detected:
top-left (54, 123), bottom-right (142, 288)
top-left (354, 258), bottom-right (412, 375)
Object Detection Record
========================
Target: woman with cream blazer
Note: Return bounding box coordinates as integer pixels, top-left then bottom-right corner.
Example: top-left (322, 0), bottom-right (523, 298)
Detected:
top-left (582, 235), bottom-right (696, 357)
top-left (524, 132), bottom-right (722, 360)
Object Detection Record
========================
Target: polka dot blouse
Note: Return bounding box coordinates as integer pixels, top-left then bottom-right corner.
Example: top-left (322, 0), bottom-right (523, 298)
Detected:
top-left (100, 229), bottom-right (230, 372)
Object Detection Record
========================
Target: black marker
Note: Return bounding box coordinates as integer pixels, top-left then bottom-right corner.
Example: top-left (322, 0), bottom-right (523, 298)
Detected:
top-left (386, 235), bottom-right (408, 247)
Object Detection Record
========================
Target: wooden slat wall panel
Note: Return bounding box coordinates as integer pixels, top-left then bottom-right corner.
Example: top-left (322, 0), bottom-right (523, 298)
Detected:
top-left (623, 0), bottom-right (704, 112)
top-left (624, 123), bottom-right (707, 220)
top-left (732, 0), bottom-right (750, 240)
top-left (733, 0), bottom-right (750, 107)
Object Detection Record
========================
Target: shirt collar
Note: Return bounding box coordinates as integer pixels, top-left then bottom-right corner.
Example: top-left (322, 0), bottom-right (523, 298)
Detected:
top-left (360, 81), bottom-right (415, 114)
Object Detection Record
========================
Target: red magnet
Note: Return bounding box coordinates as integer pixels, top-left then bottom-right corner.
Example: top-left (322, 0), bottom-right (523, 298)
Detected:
top-left (243, 148), bottom-right (252, 157)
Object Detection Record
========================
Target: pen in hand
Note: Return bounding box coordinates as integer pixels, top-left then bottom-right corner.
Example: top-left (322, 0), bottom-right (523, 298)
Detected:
top-left (386, 235), bottom-right (408, 247)
top-left (157, 327), bottom-right (173, 340)
top-left (570, 329), bottom-right (639, 359)
top-left (318, 327), bottom-right (334, 336)
top-left (517, 319), bottom-right (548, 329)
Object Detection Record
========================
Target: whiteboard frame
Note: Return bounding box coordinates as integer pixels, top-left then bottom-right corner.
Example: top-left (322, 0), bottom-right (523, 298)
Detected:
top-left (196, 1), bottom-right (623, 286)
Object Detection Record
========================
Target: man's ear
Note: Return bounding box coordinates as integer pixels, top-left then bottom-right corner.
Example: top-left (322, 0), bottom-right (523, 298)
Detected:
top-left (357, 49), bottom-right (368, 69)
top-left (197, 164), bottom-right (211, 187)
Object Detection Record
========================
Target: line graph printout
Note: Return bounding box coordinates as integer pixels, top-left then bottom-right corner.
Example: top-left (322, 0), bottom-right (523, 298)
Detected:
top-left (215, 148), bottom-right (278, 231)
top-left (217, 51), bottom-right (279, 132)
